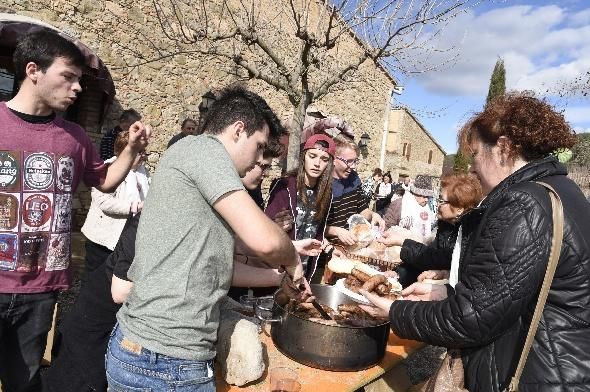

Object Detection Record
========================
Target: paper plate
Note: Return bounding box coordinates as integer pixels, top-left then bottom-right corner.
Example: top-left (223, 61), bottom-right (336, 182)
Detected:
top-left (335, 277), bottom-right (402, 305)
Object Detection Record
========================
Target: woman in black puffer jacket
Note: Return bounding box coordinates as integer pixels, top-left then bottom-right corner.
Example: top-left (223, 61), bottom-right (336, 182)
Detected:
top-left (362, 92), bottom-right (590, 392)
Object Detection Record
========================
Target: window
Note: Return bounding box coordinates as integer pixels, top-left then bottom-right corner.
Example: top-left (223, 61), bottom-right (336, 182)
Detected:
top-left (406, 143), bottom-right (412, 161)
top-left (428, 150), bottom-right (433, 164)
top-left (0, 54), bottom-right (16, 102)
top-left (402, 143), bottom-right (407, 157)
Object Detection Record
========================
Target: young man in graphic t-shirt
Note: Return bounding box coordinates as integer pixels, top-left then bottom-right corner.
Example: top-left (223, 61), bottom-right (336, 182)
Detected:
top-left (0, 30), bottom-right (148, 391)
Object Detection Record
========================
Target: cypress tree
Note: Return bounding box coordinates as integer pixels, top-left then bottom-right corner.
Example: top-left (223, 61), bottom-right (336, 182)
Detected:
top-left (453, 152), bottom-right (470, 174)
top-left (485, 58), bottom-right (506, 106)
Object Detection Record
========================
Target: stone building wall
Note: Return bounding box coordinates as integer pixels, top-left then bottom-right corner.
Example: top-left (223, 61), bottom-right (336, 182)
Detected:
top-left (4, 0), bottom-right (412, 224)
top-left (383, 108), bottom-right (445, 180)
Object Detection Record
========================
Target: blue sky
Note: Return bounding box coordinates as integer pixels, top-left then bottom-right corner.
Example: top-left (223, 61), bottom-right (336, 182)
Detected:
top-left (391, 0), bottom-right (590, 153)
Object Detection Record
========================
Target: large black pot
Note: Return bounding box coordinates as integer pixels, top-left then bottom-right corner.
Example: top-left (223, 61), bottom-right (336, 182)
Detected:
top-left (260, 284), bottom-right (390, 371)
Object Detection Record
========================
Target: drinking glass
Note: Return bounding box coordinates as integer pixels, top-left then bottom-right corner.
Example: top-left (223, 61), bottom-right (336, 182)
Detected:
top-left (268, 367), bottom-right (301, 392)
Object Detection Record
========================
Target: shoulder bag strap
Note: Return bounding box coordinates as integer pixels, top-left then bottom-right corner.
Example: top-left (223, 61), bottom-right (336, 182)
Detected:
top-left (507, 181), bottom-right (564, 392)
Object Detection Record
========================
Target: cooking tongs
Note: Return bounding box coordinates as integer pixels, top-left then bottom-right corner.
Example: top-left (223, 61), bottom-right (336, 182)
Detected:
top-left (311, 298), bottom-right (332, 320)
top-left (291, 280), bottom-right (332, 320)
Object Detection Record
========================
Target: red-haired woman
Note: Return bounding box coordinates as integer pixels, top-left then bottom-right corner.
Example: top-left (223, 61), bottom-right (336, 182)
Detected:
top-left (362, 92), bottom-right (590, 391)
top-left (380, 174), bottom-right (483, 287)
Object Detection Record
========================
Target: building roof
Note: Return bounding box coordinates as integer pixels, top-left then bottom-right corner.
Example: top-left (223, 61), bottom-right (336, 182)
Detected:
top-left (394, 106), bottom-right (447, 155)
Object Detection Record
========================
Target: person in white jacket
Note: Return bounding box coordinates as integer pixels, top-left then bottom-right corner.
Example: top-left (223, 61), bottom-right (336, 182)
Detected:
top-left (81, 130), bottom-right (150, 271)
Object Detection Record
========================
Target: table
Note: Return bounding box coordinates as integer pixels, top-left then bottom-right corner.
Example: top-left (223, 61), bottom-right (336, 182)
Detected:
top-left (217, 325), bottom-right (423, 392)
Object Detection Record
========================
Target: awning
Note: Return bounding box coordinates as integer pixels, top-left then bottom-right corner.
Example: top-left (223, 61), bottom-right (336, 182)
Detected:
top-left (0, 13), bottom-right (116, 104)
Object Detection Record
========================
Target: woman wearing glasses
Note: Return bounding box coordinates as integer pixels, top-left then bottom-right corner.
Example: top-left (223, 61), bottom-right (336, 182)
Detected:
top-left (265, 134), bottom-right (336, 280)
top-left (361, 93), bottom-right (590, 391)
top-left (379, 174), bottom-right (482, 287)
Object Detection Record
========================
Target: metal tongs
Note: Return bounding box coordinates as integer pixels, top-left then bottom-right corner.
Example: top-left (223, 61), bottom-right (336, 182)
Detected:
top-left (311, 298), bottom-right (332, 320)
top-left (288, 277), bottom-right (332, 320)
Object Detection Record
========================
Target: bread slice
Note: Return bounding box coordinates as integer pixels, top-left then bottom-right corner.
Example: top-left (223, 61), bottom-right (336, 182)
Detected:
top-left (327, 256), bottom-right (381, 277)
top-left (327, 257), bottom-right (357, 274)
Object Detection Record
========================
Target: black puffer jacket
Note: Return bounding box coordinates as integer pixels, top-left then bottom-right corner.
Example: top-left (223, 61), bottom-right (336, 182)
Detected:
top-left (400, 220), bottom-right (459, 271)
top-left (390, 157), bottom-right (590, 392)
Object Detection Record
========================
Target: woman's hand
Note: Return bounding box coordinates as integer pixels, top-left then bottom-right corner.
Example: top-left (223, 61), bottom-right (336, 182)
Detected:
top-left (377, 230), bottom-right (407, 247)
top-left (334, 227), bottom-right (357, 246)
top-left (402, 282), bottom-right (447, 301)
top-left (371, 212), bottom-right (386, 231)
top-left (358, 289), bottom-right (394, 318)
top-left (293, 239), bottom-right (322, 256)
top-left (417, 269), bottom-right (449, 282)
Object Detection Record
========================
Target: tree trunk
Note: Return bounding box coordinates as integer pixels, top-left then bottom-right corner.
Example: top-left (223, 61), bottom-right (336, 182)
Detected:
top-left (286, 95), bottom-right (311, 172)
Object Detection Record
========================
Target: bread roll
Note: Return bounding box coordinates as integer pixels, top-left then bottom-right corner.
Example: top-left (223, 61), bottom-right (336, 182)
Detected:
top-left (352, 262), bottom-right (381, 277)
top-left (327, 257), bottom-right (358, 274)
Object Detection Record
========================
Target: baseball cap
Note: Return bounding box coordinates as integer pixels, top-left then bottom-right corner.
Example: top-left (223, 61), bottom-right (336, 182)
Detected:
top-left (303, 134), bottom-right (336, 157)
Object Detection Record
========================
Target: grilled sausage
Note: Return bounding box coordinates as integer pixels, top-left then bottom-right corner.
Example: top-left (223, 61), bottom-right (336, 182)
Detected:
top-left (361, 274), bottom-right (387, 292)
top-left (338, 304), bottom-right (364, 315)
top-left (351, 268), bottom-right (372, 283)
top-left (374, 282), bottom-right (391, 296)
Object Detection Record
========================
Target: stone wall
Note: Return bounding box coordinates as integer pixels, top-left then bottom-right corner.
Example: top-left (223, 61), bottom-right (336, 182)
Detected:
top-left (4, 0), bottom-right (427, 222)
top-left (383, 108), bottom-right (445, 180)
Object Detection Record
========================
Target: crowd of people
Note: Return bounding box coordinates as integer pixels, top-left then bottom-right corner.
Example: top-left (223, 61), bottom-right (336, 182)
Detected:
top-left (1, 29), bottom-right (589, 392)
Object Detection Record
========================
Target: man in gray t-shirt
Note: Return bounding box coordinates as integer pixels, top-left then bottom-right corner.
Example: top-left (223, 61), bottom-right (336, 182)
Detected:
top-left (106, 87), bottom-right (305, 391)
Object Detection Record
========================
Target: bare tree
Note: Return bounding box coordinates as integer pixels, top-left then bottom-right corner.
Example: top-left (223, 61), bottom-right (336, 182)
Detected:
top-left (146, 0), bottom-right (481, 169)
top-left (36, 0), bottom-right (479, 169)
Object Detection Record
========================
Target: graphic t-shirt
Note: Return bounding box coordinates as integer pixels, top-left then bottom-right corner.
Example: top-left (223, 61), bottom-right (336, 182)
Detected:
top-left (0, 102), bottom-right (107, 293)
top-left (295, 188), bottom-right (319, 270)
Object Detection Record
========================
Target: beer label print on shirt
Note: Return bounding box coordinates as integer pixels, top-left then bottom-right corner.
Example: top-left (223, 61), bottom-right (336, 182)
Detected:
top-left (0, 233), bottom-right (18, 270)
top-left (0, 193), bottom-right (19, 232)
top-left (21, 193), bottom-right (53, 232)
top-left (17, 232), bottom-right (49, 272)
top-left (46, 233), bottom-right (70, 271)
top-left (52, 194), bottom-right (72, 233)
top-left (23, 152), bottom-right (54, 192)
top-left (0, 151), bottom-right (21, 192)
top-left (56, 156), bottom-right (74, 192)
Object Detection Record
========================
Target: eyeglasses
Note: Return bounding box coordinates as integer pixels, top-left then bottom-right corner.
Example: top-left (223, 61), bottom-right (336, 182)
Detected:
top-left (335, 156), bottom-right (359, 168)
top-left (436, 198), bottom-right (450, 205)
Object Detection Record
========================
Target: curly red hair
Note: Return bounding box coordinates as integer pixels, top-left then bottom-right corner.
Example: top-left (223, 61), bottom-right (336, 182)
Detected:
top-left (440, 174), bottom-right (482, 211)
top-left (458, 92), bottom-right (577, 161)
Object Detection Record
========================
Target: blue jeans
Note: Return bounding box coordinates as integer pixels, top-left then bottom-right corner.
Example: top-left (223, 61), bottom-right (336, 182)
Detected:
top-left (106, 324), bottom-right (216, 391)
top-left (0, 292), bottom-right (57, 392)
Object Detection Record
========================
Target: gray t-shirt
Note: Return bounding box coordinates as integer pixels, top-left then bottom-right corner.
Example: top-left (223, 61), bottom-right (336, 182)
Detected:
top-left (117, 135), bottom-right (244, 360)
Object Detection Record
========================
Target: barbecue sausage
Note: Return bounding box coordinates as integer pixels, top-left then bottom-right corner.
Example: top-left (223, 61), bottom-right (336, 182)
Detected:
top-left (351, 268), bottom-right (371, 283)
top-left (361, 274), bottom-right (387, 292)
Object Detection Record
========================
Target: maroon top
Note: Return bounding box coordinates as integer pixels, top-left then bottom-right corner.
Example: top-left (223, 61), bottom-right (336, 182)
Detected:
top-left (0, 102), bottom-right (107, 293)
